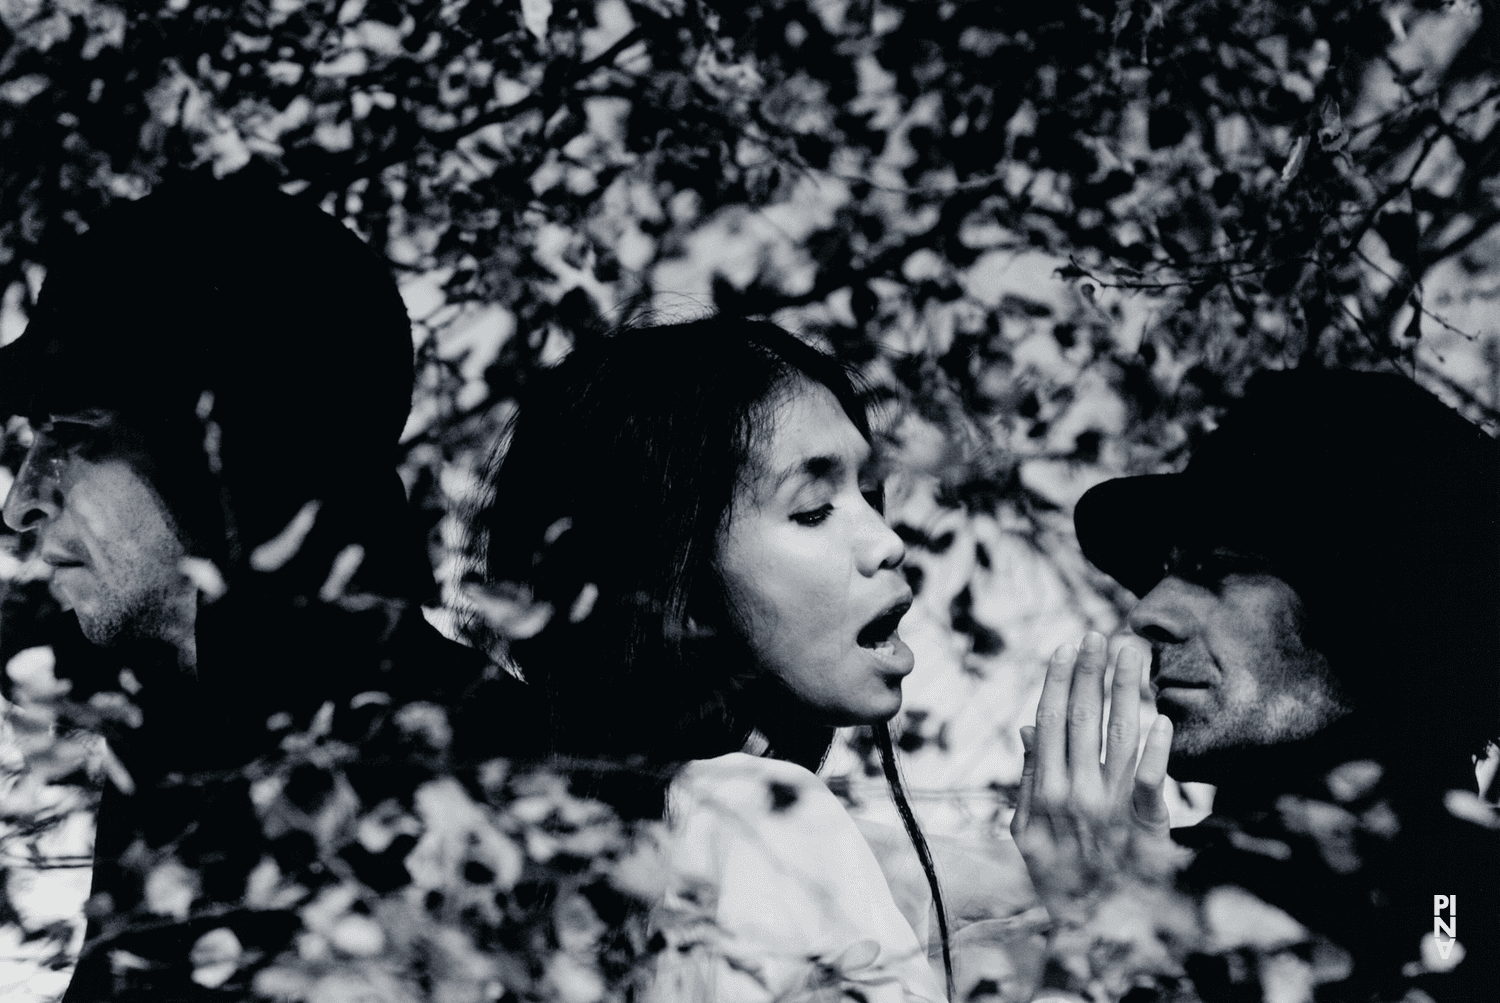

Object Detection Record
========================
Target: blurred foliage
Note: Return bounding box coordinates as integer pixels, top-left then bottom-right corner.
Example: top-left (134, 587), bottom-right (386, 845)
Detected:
top-left (0, 593), bottom-right (661, 1003)
top-left (3, 0), bottom-right (1500, 1000)
top-left (1014, 757), bottom-right (1500, 1003)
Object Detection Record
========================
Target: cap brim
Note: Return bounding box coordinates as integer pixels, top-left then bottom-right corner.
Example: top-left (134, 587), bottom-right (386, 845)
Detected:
top-left (1074, 473), bottom-right (1204, 597)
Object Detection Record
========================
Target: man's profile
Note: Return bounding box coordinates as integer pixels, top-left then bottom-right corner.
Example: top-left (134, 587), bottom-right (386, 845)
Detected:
top-left (0, 174), bottom-right (538, 1001)
top-left (1015, 369), bottom-right (1500, 1001)
top-left (7, 411), bottom-right (198, 659)
top-left (1126, 544), bottom-right (1346, 771)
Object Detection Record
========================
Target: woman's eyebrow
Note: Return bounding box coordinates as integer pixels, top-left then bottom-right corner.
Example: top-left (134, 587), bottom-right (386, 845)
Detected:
top-left (775, 453), bottom-right (849, 491)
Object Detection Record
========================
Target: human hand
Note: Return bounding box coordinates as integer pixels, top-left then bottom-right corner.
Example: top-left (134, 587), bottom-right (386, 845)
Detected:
top-left (1009, 632), bottom-right (1176, 927)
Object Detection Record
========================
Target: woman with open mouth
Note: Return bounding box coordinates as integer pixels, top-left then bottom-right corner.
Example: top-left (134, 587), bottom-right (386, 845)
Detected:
top-left (467, 316), bottom-right (952, 1002)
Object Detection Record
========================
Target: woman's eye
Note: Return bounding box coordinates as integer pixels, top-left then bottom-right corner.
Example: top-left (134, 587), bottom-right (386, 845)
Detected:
top-left (860, 482), bottom-right (885, 514)
top-left (790, 504), bottom-right (834, 527)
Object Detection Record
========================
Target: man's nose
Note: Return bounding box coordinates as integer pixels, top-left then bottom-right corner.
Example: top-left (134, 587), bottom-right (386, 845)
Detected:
top-left (1125, 575), bottom-right (1197, 647)
top-left (3, 447), bottom-right (62, 533)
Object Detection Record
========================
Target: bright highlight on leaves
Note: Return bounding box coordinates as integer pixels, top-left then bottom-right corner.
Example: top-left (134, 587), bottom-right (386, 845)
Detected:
top-left (144, 861), bottom-right (199, 921)
top-left (250, 500), bottom-right (322, 572)
top-left (190, 927), bottom-right (244, 989)
top-left (5, 646), bottom-right (68, 702)
top-left (180, 557), bottom-right (227, 601)
top-left (319, 543), bottom-right (365, 602)
top-left (521, 0), bottom-right (553, 39)
top-left (464, 581), bottom-right (554, 640)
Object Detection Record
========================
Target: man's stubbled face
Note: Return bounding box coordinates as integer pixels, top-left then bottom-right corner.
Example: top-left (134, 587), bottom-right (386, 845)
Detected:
top-left (3, 410), bottom-right (196, 655)
top-left (1124, 547), bottom-right (1350, 782)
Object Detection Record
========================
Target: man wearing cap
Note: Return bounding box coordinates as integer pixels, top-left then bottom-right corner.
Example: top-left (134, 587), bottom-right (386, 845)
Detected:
top-left (0, 175), bottom-right (538, 1000)
top-left (1010, 369), bottom-right (1500, 1001)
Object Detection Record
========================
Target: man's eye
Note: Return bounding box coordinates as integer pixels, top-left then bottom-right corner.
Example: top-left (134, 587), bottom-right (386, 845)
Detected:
top-left (1171, 556), bottom-right (1220, 583)
top-left (40, 422), bottom-right (96, 449)
top-left (791, 504), bottom-right (834, 527)
top-left (1169, 551), bottom-right (1271, 585)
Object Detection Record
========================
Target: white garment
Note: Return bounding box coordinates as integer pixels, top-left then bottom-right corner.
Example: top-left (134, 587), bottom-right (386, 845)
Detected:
top-left (853, 818), bottom-right (1050, 1001)
top-left (651, 753), bottom-right (947, 1003)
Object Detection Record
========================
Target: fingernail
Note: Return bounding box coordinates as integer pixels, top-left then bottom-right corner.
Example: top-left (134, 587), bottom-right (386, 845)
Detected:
top-left (1119, 646), bottom-right (1143, 671)
top-left (1081, 631), bottom-right (1105, 652)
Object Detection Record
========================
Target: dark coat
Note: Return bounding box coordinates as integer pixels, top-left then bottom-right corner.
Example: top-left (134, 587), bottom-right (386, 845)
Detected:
top-left (1170, 718), bottom-right (1499, 1002)
top-left (61, 590), bottom-right (543, 1003)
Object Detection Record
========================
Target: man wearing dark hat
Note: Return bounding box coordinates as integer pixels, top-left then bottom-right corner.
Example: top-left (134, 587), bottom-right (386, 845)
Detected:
top-left (0, 174), bottom-right (538, 1000)
top-left (1012, 369), bottom-right (1500, 1001)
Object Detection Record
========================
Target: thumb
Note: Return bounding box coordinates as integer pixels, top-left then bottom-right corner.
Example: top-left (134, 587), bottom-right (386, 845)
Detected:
top-left (1131, 715), bottom-right (1174, 837)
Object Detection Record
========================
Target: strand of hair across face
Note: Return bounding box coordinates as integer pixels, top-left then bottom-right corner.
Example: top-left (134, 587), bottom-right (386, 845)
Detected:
top-left (875, 721), bottom-right (954, 1001)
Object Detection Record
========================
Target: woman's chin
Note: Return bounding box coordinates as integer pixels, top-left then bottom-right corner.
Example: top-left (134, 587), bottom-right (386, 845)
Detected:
top-left (875, 689), bottom-right (905, 722)
top-left (830, 687), bottom-right (904, 727)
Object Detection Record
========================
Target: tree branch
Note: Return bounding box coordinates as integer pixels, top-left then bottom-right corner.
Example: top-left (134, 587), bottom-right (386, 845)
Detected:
top-left (312, 26), bottom-right (648, 195)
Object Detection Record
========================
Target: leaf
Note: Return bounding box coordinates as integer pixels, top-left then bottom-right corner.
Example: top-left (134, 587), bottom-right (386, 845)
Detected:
top-left (1444, 789), bottom-right (1500, 829)
top-left (521, 0), bottom-right (553, 39)
top-left (144, 860), bottom-right (199, 921)
top-left (1280, 134), bottom-right (1309, 183)
top-left (6, 646), bottom-right (69, 702)
top-left (328, 914), bottom-right (385, 956)
top-left (99, 740), bottom-right (136, 795)
top-left (250, 500), bottom-right (323, 572)
top-left (1324, 760), bottom-right (1382, 802)
top-left (319, 544), bottom-right (366, 602)
top-left (190, 928), bottom-right (245, 989)
top-left (1317, 97), bottom-right (1346, 151)
top-left (464, 582), bottom-right (554, 640)
top-left (393, 701), bottom-right (452, 750)
top-left (180, 557), bottom-right (228, 601)
top-left (547, 954), bottom-right (605, 1003)
top-left (568, 582), bottom-right (599, 623)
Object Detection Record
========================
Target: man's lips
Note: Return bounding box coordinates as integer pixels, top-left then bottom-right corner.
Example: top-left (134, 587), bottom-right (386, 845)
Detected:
top-left (1151, 679), bottom-right (1212, 701)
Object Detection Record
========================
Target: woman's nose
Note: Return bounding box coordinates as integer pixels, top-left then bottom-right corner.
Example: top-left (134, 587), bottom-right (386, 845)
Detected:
top-left (3, 445), bottom-right (62, 533)
top-left (856, 502), bottom-right (906, 576)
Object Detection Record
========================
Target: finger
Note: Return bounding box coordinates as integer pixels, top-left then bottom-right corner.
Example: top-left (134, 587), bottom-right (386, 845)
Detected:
top-left (1034, 643), bottom-right (1077, 808)
top-left (1066, 631), bottom-right (1109, 796)
top-left (1011, 725), bottom-right (1036, 836)
top-left (1132, 715), bottom-right (1175, 836)
top-left (1103, 644), bottom-right (1146, 790)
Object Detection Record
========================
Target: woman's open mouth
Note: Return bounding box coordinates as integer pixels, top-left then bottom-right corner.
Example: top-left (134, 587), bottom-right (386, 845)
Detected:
top-left (857, 598), bottom-right (912, 658)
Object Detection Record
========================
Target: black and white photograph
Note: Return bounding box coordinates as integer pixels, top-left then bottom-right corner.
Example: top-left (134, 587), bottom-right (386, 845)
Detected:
top-left (0, 1), bottom-right (1496, 1001)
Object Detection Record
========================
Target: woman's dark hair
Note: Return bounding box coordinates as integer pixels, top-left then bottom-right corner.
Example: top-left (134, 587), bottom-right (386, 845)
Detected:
top-left (469, 316), bottom-right (953, 994)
